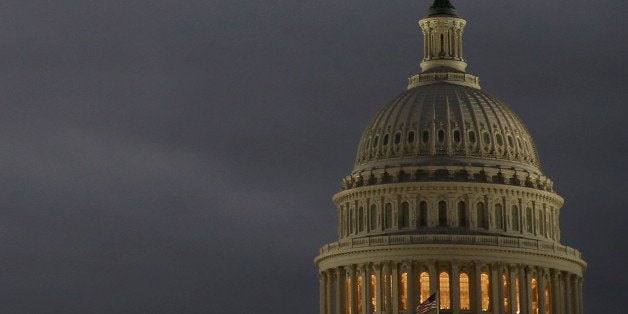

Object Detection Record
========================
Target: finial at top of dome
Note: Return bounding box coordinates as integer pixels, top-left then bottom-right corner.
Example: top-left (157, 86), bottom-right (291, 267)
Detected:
top-left (427, 0), bottom-right (459, 17)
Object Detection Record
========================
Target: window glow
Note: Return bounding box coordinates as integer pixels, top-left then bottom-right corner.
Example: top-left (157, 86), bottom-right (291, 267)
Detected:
top-left (481, 273), bottom-right (490, 311)
top-left (439, 272), bottom-right (451, 310)
top-left (531, 278), bottom-right (539, 314)
top-left (346, 278), bottom-right (352, 314)
top-left (420, 272), bottom-right (430, 302)
top-left (459, 273), bottom-right (470, 310)
top-left (545, 281), bottom-right (551, 314)
top-left (371, 274), bottom-right (377, 311)
top-left (503, 274), bottom-right (509, 312)
top-left (357, 276), bottom-right (363, 313)
top-left (515, 277), bottom-right (521, 313)
top-left (400, 272), bottom-right (408, 310)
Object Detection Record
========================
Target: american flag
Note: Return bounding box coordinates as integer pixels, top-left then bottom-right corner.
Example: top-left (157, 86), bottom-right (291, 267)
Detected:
top-left (416, 293), bottom-right (437, 314)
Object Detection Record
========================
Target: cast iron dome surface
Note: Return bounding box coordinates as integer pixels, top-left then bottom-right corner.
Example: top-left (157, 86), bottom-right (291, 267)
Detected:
top-left (354, 83), bottom-right (541, 175)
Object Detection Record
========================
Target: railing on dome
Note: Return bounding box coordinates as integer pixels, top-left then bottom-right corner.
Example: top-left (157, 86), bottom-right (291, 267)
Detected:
top-left (319, 234), bottom-right (582, 259)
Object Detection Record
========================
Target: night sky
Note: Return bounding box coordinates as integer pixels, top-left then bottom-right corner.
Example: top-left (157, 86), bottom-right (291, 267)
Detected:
top-left (1, 0), bottom-right (626, 313)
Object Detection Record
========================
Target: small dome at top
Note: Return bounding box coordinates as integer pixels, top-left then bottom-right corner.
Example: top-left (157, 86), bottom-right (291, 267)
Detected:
top-left (427, 0), bottom-right (459, 17)
top-left (353, 83), bottom-right (542, 175)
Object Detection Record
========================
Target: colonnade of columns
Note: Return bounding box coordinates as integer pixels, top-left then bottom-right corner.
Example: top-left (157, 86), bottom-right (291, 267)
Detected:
top-left (319, 260), bottom-right (583, 314)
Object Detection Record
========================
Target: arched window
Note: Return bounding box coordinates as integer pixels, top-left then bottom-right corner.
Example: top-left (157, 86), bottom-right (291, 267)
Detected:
top-left (408, 131), bottom-right (416, 144)
top-left (370, 204), bottom-right (378, 231)
top-left (438, 201), bottom-right (448, 227)
top-left (419, 201), bottom-right (428, 227)
top-left (400, 202), bottom-right (410, 228)
top-left (495, 204), bottom-right (504, 230)
top-left (459, 273), bottom-right (470, 310)
top-left (394, 132), bottom-right (401, 145)
top-left (385, 203), bottom-right (393, 229)
top-left (438, 129), bottom-right (445, 142)
top-left (481, 273), bottom-right (490, 311)
top-left (526, 207), bottom-right (533, 233)
top-left (420, 272), bottom-right (430, 303)
top-left (477, 202), bottom-right (488, 229)
top-left (503, 274), bottom-right (509, 313)
top-left (383, 134), bottom-right (389, 146)
top-left (468, 131), bottom-right (476, 144)
top-left (453, 130), bottom-right (461, 143)
top-left (357, 276), bottom-right (363, 313)
top-left (531, 278), bottom-right (539, 314)
top-left (371, 274), bottom-right (377, 311)
top-left (422, 130), bottom-right (430, 144)
top-left (358, 206), bottom-right (364, 232)
top-left (540, 208), bottom-right (546, 236)
top-left (400, 272), bottom-right (408, 310)
top-left (458, 201), bottom-right (467, 227)
top-left (512, 205), bottom-right (520, 231)
top-left (439, 272), bottom-right (451, 310)
top-left (545, 280), bottom-right (551, 314)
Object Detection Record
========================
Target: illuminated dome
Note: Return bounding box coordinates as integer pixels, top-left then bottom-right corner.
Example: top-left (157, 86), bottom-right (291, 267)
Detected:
top-left (354, 83), bottom-right (541, 175)
top-left (315, 1), bottom-right (585, 314)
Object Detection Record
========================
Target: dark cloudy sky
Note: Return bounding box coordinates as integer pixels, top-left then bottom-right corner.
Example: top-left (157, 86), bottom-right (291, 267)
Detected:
top-left (1, 0), bottom-right (625, 313)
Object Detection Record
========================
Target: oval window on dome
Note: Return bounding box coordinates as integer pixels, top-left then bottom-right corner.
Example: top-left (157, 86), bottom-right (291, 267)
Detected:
top-left (422, 130), bottom-right (430, 144)
top-left (507, 135), bottom-right (514, 147)
top-left (496, 134), bottom-right (503, 146)
top-left (468, 131), bottom-right (476, 143)
top-left (408, 131), bottom-right (415, 144)
top-left (383, 134), bottom-right (389, 146)
top-left (438, 130), bottom-right (445, 143)
top-left (394, 132), bottom-right (401, 145)
top-left (373, 136), bottom-right (379, 147)
top-left (482, 132), bottom-right (491, 144)
top-left (517, 138), bottom-right (523, 149)
top-left (453, 130), bottom-right (461, 143)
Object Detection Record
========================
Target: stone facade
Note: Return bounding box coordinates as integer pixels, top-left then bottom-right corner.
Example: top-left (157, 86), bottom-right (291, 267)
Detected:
top-left (314, 1), bottom-right (586, 313)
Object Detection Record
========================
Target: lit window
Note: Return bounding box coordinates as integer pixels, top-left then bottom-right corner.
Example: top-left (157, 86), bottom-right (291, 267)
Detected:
top-left (481, 273), bottom-right (490, 311)
top-left (459, 273), bottom-right (470, 310)
top-left (545, 280), bottom-right (551, 314)
top-left (346, 277), bottom-right (352, 314)
top-left (439, 272), bottom-right (451, 310)
top-left (371, 274), bottom-right (377, 311)
top-left (515, 277), bottom-right (521, 313)
top-left (357, 276), bottom-right (363, 313)
top-left (503, 274), bottom-right (509, 312)
top-left (438, 201), bottom-right (447, 227)
top-left (531, 278), bottom-right (539, 314)
top-left (420, 272), bottom-right (430, 302)
top-left (400, 273), bottom-right (408, 310)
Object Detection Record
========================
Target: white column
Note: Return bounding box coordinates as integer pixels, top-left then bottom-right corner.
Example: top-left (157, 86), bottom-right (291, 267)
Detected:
top-left (327, 270), bottom-right (335, 314)
top-left (577, 278), bottom-right (584, 314)
top-left (509, 266), bottom-right (518, 314)
top-left (383, 262), bottom-right (391, 313)
top-left (451, 261), bottom-right (460, 314)
top-left (336, 267), bottom-right (345, 314)
top-left (565, 274), bottom-right (572, 314)
top-left (361, 264), bottom-right (369, 314)
top-left (375, 264), bottom-right (383, 313)
top-left (550, 270), bottom-right (560, 314)
top-left (347, 266), bottom-right (358, 314)
top-left (406, 262), bottom-right (416, 314)
top-left (473, 263), bottom-right (482, 314)
top-left (493, 265), bottom-right (502, 314)
top-left (320, 272), bottom-right (328, 314)
top-left (392, 263), bottom-right (399, 314)
top-left (519, 267), bottom-right (529, 314)
top-left (538, 269), bottom-right (546, 314)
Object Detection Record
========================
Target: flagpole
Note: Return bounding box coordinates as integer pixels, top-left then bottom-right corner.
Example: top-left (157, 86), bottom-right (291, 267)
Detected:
top-left (436, 291), bottom-right (439, 314)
